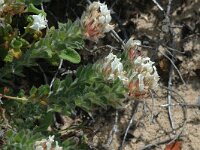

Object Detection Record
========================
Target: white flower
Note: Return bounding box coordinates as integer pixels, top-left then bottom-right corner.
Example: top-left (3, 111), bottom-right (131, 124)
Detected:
top-left (35, 139), bottom-right (47, 146)
top-left (105, 52), bottom-right (116, 61)
top-left (108, 73), bottom-right (115, 80)
top-left (30, 14), bottom-right (48, 31)
top-left (35, 145), bottom-right (44, 150)
top-left (81, 1), bottom-right (113, 41)
top-left (134, 56), bottom-right (155, 73)
top-left (101, 52), bottom-right (128, 84)
top-left (46, 142), bottom-right (51, 150)
top-left (146, 66), bottom-right (159, 88)
top-left (99, 4), bottom-right (111, 23)
top-left (141, 61), bottom-right (154, 73)
top-left (118, 74), bottom-right (129, 85)
top-left (48, 135), bottom-right (55, 143)
top-left (125, 38), bottom-right (141, 50)
top-left (134, 56), bottom-right (143, 65)
top-left (125, 38), bottom-right (142, 60)
top-left (129, 55), bottom-right (160, 97)
top-left (111, 57), bottom-right (123, 73)
top-left (55, 141), bottom-right (63, 150)
top-left (34, 135), bottom-right (63, 150)
top-left (138, 74), bottom-right (144, 91)
top-left (103, 52), bottom-right (116, 69)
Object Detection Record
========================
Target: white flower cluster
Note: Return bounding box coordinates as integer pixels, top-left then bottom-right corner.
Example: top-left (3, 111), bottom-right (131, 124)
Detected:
top-left (99, 49), bottom-right (159, 98)
top-left (35, 135), bottom-right (62, 150)
top-left (81, 1), bottom-right (113, 42)
top-left (132, 56), bottom-right (160, 93)
top-left (117, 38), bottom-right (159, 97)
top-left (30, 14), bottom-right (48, 31)
top-left (102, 52), bottom-right (128, 84)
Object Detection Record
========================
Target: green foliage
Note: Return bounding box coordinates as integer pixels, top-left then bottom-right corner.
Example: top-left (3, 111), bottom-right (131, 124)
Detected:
top-left (0, 48), bottom-right (40, 82)
top-left (4, 98), bottom-right (46, 130)
top-left (33, 20), bottom-right (84, 64)
top-left (2, 130), bottom-right (43, 150)
top-left (62, 138), bottom-right (90, 150)
top-left (5, 64), bottom-right (126, 127)
top-left (0, 20), bottom-right (83, 82)
top-left (48, 64), bottom-right (126, 114)
top-left (2, 129), bottom-right (89, 150)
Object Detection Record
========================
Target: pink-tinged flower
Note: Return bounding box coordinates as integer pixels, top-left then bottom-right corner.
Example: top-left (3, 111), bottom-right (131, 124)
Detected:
top-left (125, 38), bottom-right (159, 98)
top-left (30, 14), bottom-right (48, 31)
top-left (125, 38), bottom-right (141, 60)
top-left (128, 56), bottom-right (159, 98)
top-left (81, 2), bottom-right (114, 42)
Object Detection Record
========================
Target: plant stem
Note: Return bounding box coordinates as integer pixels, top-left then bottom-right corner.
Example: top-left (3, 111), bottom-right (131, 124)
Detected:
top-left (2, 95), bottom-right (28, 101)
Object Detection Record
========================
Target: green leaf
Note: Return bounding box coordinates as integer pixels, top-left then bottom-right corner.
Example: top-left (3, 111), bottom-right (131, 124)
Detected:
top-left (37, 85), bottom-right (50, 97)
top-left (27, 4), bottom-right (46, 15)
top-left (3, 130), bottom-right (43, 150)
top-left (29, 86), bottom-right (37, 96)
top-left (59, 48), bottom-right (81, 64)
top-left (11, 38), bottom-right (23, 49)
top-left (4, 51), bottom-right (13, 62)
top-left (37, 112), bottom-right (53, 131)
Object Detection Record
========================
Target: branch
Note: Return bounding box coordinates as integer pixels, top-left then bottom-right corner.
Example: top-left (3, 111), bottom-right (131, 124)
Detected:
top-left (50, 59), bottom-right (63, 89)
top-left (119, 100), bottom-right (140, 150)
top-left (110, 29), bottom-right (126, 49)
top-left (1, 95), bottom-right (28, 101)
top-left (152, 0), bottom-right (164, 11)
top-left (159, 50), bottom-right (185, 85)
top-left (106, 110), bottom-right (119, 146)
top-left (167, 59), bottom-right (175, 132)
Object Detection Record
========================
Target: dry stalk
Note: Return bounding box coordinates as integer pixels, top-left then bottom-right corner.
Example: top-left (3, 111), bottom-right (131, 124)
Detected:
top-left (50, 59), bottom-right (63, 89)
top-left (106, 110), bottom-right (119, 146)
top-left (119, 100), bottom-right (140, 150)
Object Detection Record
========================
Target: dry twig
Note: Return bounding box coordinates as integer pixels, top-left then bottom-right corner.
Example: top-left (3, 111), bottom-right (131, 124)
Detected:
top-left (152, 0), bottom-right (164, 11)
top-left (119, 100), bottom-right (140, 150)
top-left (110, 29), bottom-right (126, 48)
top-left (50, 59), bottom-right (63, 89)
top-left (106, 110), bottom-right (119, 146)
top-left (165, 0), bottom-right (176, 133)
top-left (140, 93), bottom-right (187, 150)
top-left (149, 90), bottom-right (156, 122)
top-left (159, 50), bottom-right (185, 85)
